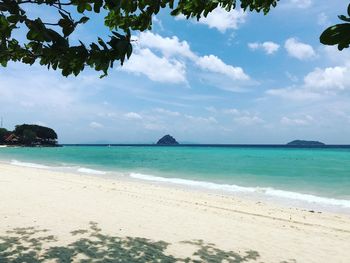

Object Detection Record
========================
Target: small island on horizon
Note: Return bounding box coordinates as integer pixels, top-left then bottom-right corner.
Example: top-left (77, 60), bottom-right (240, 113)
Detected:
top-left (156, 135), bottom-right (179, 145)
top-left (287, 140), bottom-right (326, 146)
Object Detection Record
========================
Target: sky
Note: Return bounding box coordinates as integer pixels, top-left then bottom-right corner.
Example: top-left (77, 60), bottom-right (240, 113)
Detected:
top-left (1, 0), bottom-right (350, 144)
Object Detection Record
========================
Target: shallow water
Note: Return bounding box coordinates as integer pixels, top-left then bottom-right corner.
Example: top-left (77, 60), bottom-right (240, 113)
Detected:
top-left (1, 145), bottom-right (350, 209)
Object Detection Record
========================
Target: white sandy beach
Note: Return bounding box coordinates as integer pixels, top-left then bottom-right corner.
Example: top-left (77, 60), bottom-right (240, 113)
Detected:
top-left (0, 163), bottom-right (350, 262)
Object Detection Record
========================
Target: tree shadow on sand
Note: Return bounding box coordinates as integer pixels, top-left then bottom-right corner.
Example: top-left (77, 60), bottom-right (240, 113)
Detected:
top-left (0, 222), bottom-right (295, 263)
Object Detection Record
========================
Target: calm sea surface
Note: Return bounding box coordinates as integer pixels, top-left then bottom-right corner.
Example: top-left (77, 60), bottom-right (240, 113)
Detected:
top-left (1, 146), bottom-right (350, 209)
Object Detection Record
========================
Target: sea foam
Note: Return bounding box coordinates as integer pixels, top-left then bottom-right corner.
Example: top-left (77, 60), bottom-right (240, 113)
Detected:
top-left (77, 167), bottom-right (107, 175)
top-left (129, 173), bottom-right (350, 208)
top-left (10, 160), bottom-right (50, 169)
top-left (10, 159), bottom-right (107, 175)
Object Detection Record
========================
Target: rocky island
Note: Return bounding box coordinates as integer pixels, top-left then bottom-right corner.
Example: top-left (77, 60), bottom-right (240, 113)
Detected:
top-left (0, 124), bottom-right (58, 147)
top-left (156, 135), bottom-right (179, 145)
top-left (287, 140), bottom-right (325, 146)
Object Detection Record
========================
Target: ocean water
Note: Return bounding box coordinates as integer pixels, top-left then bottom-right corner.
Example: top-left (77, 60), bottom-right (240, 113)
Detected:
top-left (1, 146), bottom-right (350, 210)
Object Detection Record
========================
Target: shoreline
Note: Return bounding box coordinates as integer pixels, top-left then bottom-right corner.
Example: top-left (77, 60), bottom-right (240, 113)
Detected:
top-left (1, 157), bottom-right (350, 214)
top-left (0, 163), bottom-right (350, 262)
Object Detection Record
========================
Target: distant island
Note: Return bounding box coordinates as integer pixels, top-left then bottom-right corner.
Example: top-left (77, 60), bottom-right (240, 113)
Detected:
top-left (156, 135), bottom-right (179, 145)
top-left (287, 140), bottom-right (325, 146)
top-left (0, 124), bottom-right (58, 147)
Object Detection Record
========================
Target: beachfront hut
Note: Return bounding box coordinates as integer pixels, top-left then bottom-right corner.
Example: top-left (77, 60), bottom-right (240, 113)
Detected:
top-left (4, 134), bottom-right (20, 144)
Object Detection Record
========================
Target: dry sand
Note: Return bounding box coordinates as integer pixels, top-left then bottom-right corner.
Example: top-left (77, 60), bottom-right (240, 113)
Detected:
top-left (0, 163), bottom-right (349, 262)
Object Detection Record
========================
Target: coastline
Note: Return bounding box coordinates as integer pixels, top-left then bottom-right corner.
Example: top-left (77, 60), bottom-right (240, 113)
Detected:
top-left (2, 156), bottom-right (350, 214)
top-left (0, 163), bottom-right (349, 262)
top-left (1, 156), bottom-right (350, 214)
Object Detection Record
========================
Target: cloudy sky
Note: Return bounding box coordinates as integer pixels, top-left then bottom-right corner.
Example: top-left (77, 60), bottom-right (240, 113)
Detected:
top-left (1, 0), bottom-right (350, 144)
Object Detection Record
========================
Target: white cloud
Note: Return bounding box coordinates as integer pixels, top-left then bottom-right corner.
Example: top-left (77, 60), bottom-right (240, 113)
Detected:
top-left (124, 112), bottom-right (143, 120)
top-left (281, 115), bottom-right (313, 126)
top-left (121, 48), bottom-right (187, 84)
top-left (286, 0), bottom-right (312, 9)
top-left (281, 117), bottom-right (306, 126)
top-left (222, 108), bottom-right (264, 125)
top-left (185, 115), bottom-right (218, 124)
top-left (223, 108), bottom-right (240, 115)
top-left (266, 65), bottom-right (350, 101)
top-left (139, 32), bottom-right (195, 59)
top-left (248, 43), bottom-right (259, 50)
top-left (139, 32), bottom-right (249, 82)
top-left (266, 88), bottom-right (322, 101)
top-left (152, 16), bottom-right (164, 31)
top-left (248, 41), bottom-right (280, 55)
top-left (177, 8), bottom-right (247, 33)
top-left (126, 32), bottom-right (251, 86)
top-left (205, 106), bottom-right (218, 113)
top-left (322, 46), bottom-right (350, 65)
top-left (285, 38), bottom-right (316, 60)
top-left (304, 66), bottom-right (350, 91)
top-left (196, 55), bottom-right (249, 81)
top-left (197, 8), bottom-right (247, 33)
top-left (234, 116), bottom-right (264, 125)
top-left (89, 121), bottom-right (103, 129)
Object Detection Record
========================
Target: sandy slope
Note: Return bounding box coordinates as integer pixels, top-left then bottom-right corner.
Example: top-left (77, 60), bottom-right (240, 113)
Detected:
top-left (0, 163), bottom-right (349, 262)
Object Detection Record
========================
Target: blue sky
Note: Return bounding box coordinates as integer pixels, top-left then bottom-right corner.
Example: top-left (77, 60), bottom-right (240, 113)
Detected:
top-left (1, 0), bottom-right (350, 144)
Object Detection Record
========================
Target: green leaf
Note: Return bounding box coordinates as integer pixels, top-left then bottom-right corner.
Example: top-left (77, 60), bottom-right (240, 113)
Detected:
top-left (77, 4), bottom-right (85, 13)
top-left (78, 16), bottom-right (89, 24)
top-left (94, 0), bottom-right (103, 13)
top-left (7, 15), bottom-right (19, 24)
top-left (62, 25), bottom-right (75, 37)
top-left (85, 4), bottom-right (92, 12)
top-left (126, 43), bottom-right (132, 59)
top-left (22, 56), bottom-right (35, 65)
top-left (112, 31), bottom-right (126, 40)
top-left (98, 37), bottom-right (108, 50)
top-left (338, 15), bottom-right (350, 23)
top-left (90, 43), bottom-right (100, 50)
top-left (320, 23), bottom-right (350, 50)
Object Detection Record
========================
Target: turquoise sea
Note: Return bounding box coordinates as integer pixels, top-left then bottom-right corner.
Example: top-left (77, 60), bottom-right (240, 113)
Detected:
top-left (1, 145), bottom-right (350, 210)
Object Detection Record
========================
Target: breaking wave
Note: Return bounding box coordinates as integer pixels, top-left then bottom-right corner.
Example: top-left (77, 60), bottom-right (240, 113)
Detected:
top-left (129, 173), bottom-right (350, 208)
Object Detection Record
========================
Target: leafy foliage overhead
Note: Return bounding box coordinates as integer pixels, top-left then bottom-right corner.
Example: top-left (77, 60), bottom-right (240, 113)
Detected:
top-left (320, 3), bottom-right (350, 50)
top-left (0, 0), bottom-right (279, 77)
top-left (0, 1), bottom-right (349, 78)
